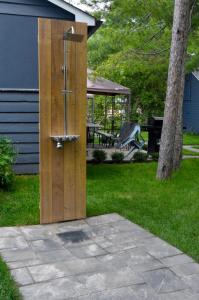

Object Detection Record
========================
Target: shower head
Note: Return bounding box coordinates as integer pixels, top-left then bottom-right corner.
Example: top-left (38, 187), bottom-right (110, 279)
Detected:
top-left (63, 26), bottom-right (84, 42)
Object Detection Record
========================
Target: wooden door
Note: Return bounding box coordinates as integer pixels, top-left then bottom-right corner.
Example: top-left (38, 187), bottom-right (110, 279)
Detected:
top-left (38, 19), bottom-right (87, 224)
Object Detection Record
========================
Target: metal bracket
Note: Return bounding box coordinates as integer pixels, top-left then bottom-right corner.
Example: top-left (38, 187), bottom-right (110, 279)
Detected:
top-left (62, 90), bottom-right (72, 94)
top-left (63, 32), bottom-right (84, 42)
top-left (51, 135), bottom-right (80, 149)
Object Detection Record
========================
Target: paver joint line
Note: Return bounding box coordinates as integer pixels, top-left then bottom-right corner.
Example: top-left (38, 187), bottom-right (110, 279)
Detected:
top-left (0, 213), bottom-right (198, 300)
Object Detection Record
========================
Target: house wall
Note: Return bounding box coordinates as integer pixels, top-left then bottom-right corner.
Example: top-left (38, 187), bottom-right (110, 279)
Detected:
top-left (0, 91), bottom-right (39, 174)
top-left (183, 73), bottom-right (199, 134)
top-left (0, 0), bottom-right (75, 174)
top-left (0, 0), bottom-right (74, 89)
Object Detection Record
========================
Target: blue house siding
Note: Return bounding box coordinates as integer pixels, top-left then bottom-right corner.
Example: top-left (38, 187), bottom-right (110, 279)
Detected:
top-left (0, 91), bottom-right (39, 174)
top-left (0, 0), bottom-right (74, 89)
top-left (0, 0), bottom-right (75, 19)
top-left (183, 73), bottom-right (199, 134)
top-left (0, 0), bottom-right (75, 173)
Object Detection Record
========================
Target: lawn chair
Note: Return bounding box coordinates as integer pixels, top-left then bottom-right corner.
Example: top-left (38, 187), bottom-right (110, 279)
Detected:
top-left (116, 122), bottom-right (145, 158)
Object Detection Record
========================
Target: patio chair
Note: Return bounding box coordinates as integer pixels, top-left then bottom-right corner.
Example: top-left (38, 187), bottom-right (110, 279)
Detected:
top-left (97, 130), bottom-right (114, 148)
top-left (116, 122), bottom-right (145, 158)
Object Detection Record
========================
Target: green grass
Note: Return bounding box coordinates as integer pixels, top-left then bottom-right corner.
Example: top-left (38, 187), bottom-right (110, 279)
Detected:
top-left (183, 132), bottom-right (199, 145)
top-left (141, 131), bottom-right (199, 146)
top-left (0, 176), bottom-right (39, 226)
top-left (0, 161), bottom-right (199, 263)
top-left (182, 149), bottom-right (199, 156)
top-left (0, 258), bottom-right (21, 300)
top-left (87, 161), bottom-right (199, 262)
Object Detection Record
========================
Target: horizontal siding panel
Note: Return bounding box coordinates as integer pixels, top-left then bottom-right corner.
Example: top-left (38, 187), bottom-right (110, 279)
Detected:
top-left (0, 15), bottom-right (38, 89)
top-left (14, 143), bottom-right (39, 154)
top-left (0, 123), bottom-right (38, 133)
top-left (0, 133), bottom-right (39, 143)
top-left (0, 3), bottom-right (74, 19)
top-left (183, 73), bottom-right (199, 134)
top-left (0, 1), bottom-right (48, 5)
top-left (0, 102), bottom-right (38, 112)
top-left (0, 92), bottom-right (38, 102)
top-left (15, 153), bottom-right (39, 164)
top-left (13, 164), bottom-right (39, 175)
top-left (0, 113), bottom-right (38, 122)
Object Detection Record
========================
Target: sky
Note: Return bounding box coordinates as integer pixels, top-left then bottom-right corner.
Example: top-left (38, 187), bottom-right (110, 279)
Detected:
top-left (64, 0), bottom-right (92, 12)
top-left (64, 0), bottom-right (106, 13)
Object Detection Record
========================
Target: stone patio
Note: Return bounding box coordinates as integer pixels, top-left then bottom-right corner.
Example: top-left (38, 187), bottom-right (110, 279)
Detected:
top-left (0, 214), bottom-right (199, 299)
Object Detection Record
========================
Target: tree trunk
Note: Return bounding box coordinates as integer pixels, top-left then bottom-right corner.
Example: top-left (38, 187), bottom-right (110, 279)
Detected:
top-left (172, 70), bottom-right (185, 170)
top-left (157, 0), bottom-right (194, 180)
top-left (173, 1), bottom-right (195, 170)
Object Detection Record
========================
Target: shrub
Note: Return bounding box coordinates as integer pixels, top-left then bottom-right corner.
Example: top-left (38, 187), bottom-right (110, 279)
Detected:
top-left (92, 149), bottom-right (107, 163)
top-left (133, 151), bottom-right (148, 162)
top-left (111, 152), bottom-right (124, 163)
top-left (151, 152), bottom-right (159, 161)
top-left (142, 144), bottom-right (148, 152)
top-left (0, 138), bottom-right (16, 189)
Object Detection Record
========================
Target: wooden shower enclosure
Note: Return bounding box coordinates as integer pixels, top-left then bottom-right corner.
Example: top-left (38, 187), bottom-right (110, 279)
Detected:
top-left (39, 19), bottom-right (87, 224)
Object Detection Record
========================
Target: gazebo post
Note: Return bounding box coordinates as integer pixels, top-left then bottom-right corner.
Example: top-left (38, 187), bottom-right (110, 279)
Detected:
top-left (121, 95), bottom-right (124, 125)
top-left (128, 94), bottom-right (132, 121)
top-left (92, 94), bottom-right (95, 123)
top-left (104, 95), bottom-right (107, 131)
top-left (111, 96), bottom-right (115, 134)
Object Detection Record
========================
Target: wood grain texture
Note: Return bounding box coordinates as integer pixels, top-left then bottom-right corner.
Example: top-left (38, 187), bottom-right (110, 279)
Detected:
top-left (51, 20), bottom-right (64, 222)
top-left (39, 19), bottom-right (87, 224)
top-left (74, 22), bottom-right (87, 219)
top-left (39, 19), bottom-right (52, 224)
top-left (64, 21), bottom-right (76, 220)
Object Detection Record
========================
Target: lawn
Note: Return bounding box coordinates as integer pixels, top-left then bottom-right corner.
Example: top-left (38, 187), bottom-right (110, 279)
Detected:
top-left (141, 131), bottom-right (199, 145)
top-left (182, 149), bottom-right (199, 156)
top-left (183, 132), bottom-right (199, 145)
top-left (0, 258), bottom-right (21, 300)
top-left (0, 160), bottom-right (199, 265)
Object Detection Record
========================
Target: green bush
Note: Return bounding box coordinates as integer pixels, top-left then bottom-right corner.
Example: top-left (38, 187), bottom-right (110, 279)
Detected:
top-left (142, 144), bottom-right (148, 152)
top-left (111, 152), bottom-right (124, 163)
top-left (0, 138), bottom-right (16, 189)
top-left (92, 149), bottom-right (107, 163)
top-left (133, 151), bottom-right (148, 162)
top-left (151, 152), bottom-right (159, 161)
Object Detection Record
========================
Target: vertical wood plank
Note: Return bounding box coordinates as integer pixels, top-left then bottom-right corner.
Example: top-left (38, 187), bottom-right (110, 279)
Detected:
top-left (39, 19), bottom-right (87, 224)
top-left (64, 22), bottom-right (76, 220)
top-left (74, 22), bottom-right (87, 219)
top-left (51, 20), bottom-right (65, 222)
top-left (39, 19), bottom-right (52, 224)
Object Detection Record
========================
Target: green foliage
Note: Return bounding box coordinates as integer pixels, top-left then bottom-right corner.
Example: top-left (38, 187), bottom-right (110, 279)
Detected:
top-left (84, 0), bottom-right (199, 121)
top-left (142, 144), bottom-right (148, 151)
top-left (0, 258), bottom-right (21, 300)
top-left (0, 138), bottom-right (16, 190)
top-left (92, 149), bottom-right (107, 163)
top-left (133, 151), bottom-right (148, 162)
top-left (111, 151), bottom-right (124, 163)
top-left (151, 152), bottom-right (159, 161)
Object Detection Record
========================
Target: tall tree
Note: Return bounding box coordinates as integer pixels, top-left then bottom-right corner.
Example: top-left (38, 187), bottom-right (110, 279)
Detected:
top-left (157, 0), bottom-right (196, 180)
top-left (79, 0), bottom-right (199, 123)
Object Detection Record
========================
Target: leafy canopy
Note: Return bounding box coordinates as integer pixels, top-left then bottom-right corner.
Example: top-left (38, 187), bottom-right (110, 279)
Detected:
top-left (81, 0), bottom-right (199, 119)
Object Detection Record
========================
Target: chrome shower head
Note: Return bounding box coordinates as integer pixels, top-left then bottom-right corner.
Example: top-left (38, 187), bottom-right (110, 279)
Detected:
top-left (63, 26), bottom-right (84, 42)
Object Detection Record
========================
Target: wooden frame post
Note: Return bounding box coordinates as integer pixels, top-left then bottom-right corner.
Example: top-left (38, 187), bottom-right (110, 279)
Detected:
top-left (39, 19), bottom-right (87, 224)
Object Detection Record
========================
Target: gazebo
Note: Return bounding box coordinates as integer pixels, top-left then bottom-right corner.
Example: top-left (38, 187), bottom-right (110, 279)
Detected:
top-left (87, 69), bottom-right (131, 138)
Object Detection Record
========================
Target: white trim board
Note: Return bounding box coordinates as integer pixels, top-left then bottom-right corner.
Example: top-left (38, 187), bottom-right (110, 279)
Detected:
top-left (47, 0), bottom-right (96, 26)
top-left (193, 71), bottom-right (199, 81)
